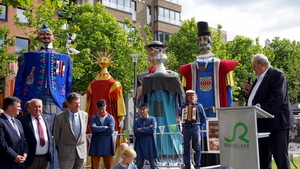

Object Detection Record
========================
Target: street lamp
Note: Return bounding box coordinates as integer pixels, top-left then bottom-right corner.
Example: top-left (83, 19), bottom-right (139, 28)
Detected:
top-left (129, 53), bottom-right (141, 120)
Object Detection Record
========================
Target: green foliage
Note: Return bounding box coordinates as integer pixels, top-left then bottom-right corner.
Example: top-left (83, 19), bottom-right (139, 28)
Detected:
top-left (11, 2), bottom-right (149, 96)
top-left (56, 2), bottom-right (148, 95)
top-left (13, 3), bottom-right (68, 51)
top-left (166, 17), bottom-right (199, 65)
top-left (269, 38), bottom-right (300, 103)
top-left (0, 25), bottom-right (17, 91)
top-left (1, 0), bottom-right (63, 8)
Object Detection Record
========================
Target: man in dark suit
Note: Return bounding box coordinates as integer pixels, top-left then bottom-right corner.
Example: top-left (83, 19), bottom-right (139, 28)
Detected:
top-left (18, 99), bottom-right (53, 169)
top-left (54, 92), bottom-right (88, 169)
top-left (243, 53), bottom-right (294, 169)
top-left (0, 96), bottom-right (28, 169)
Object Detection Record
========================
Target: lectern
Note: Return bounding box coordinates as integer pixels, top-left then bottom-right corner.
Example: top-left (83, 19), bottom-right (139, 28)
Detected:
top-left (217, 106), bottom-right (274, 169)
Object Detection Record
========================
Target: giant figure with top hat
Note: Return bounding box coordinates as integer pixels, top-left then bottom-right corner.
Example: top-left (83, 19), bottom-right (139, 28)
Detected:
top-left (179, 21), bottom-right (238, 118)
top-left (134, 41), bottom-right (184, 158)
top-left (14, 25), bottom-right (72, 119)
top-left (179, 21), bottom-right (238, 166)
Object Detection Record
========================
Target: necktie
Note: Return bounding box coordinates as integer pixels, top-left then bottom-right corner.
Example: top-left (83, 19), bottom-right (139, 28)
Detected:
top-left (11, 117), bottom-right (20, 137)
top-left (36, 117), bottom-right (45, 147)
top-left (73, 113), bottom-right (78, 140)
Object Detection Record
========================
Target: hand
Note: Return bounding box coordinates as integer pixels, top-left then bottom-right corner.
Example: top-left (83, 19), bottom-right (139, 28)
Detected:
top-left (14, 155), bottom-right (26, 163)
top-left (119, 120), bottom-right (124, 129)
top-left (243, 82), bottom-right (252, 95)
top-left (149, 124), bottom-right (153, 127)
top-left (137, 128), bottom-right (142, 131)
top-left (92, 123), bottom-right (97, 126)
top-left (136, 86), bottom-right (143, 100)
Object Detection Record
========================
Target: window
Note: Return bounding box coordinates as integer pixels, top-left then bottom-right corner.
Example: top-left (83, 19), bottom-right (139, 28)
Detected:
top-left (119, 22), bottom-right (135, 41)
top-left (101, 0), bottom-right (131, 13)
top-left (155, 6), bottom-right (181, 26)
top-left (155, 31), bottom-right (170, 42)
top-left (147, 5), bottom-right (151, 25)
top-left (119, 22), bottom-right (135, 33)
top-left (131, 1), bottom-right (136, 21)
top-left (0, 37), bottom-right (4, 49)
top-left (0, 4), bottom-right (7, 20)
top-left (16, 37), bottom-right (29, 53)
top-left (17, 8), bottom-right (28, 23)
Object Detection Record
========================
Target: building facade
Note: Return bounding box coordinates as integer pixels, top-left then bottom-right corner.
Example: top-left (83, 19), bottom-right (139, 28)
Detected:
top-left (77, 0), bottom-right (182, 42)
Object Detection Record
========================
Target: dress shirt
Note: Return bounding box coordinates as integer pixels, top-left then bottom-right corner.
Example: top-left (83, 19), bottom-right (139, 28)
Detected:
top-left (68, 110), bottom-right (81, 140)
top-left (3, 113), bottom-right (20, 137)
top-left (247, 67), bottom-right (270, 106)
top-left (31, 115), bottom-right (49, 155)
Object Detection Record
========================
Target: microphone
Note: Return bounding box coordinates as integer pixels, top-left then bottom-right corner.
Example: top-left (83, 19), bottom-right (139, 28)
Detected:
top-left (247, 74), bottom-right (253, 84)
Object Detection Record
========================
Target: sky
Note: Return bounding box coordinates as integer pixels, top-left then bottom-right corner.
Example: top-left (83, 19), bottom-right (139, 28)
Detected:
top-left (178, 0), bottom-right (300, 45)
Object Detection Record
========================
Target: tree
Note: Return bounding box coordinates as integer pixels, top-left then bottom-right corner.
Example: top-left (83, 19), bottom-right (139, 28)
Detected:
top-left (15, 2), bottom-right (150, 95)
top-left (1, 0), bottom-right (63, 8)
top-left (269, 38), bottom-right (300, 103)
top-left (57, 2), bottom-right (149, 95)
top-left (166, 17), bottom-right (199, 67)
top-left (165, 18), bottom-right (274, 105)
top-left (0, 24), bottom-right (17, 92)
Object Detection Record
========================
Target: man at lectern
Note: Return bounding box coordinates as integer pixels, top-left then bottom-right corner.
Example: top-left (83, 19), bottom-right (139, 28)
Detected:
top-left (243, 54), bottom-right (294, 169)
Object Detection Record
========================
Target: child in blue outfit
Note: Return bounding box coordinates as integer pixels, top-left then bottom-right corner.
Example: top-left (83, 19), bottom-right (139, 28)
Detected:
top-left (113, 147), bottom-right (137, 169)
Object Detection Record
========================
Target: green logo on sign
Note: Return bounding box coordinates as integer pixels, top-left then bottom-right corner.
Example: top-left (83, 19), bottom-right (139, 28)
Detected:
top-left (224, 122), bottom-right (249, 143)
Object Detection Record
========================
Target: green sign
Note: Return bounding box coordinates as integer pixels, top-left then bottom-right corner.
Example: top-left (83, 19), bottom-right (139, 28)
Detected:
top-left (224, 122), bottom-right (249, 143)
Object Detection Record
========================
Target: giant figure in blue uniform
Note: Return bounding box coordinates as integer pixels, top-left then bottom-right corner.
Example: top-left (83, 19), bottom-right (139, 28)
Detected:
top-left (14, 25), bottom-right (72, 118)
top-left (13, 25), bottom-right (72, 169)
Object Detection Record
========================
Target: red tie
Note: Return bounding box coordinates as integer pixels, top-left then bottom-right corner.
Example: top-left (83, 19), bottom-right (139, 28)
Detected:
top-left (36, 117), bottom-right (45, 147)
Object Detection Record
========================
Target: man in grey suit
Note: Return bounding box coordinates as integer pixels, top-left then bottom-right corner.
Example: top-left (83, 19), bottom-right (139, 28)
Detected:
top-left (54, 92), bottom-right (88, 169)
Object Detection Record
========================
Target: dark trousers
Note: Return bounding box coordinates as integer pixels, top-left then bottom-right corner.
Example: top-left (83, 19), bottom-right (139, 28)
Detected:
top-left (258, 128), bottom-right (290, 169)
top-left (183, 125), bottom-right (201, 168)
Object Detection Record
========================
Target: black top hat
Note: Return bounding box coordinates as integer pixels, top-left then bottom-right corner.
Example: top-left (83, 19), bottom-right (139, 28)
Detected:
top-left (139, 103), bottom-right (149, 109)
top-left (144, 41), bottom-right (168, 50)
top-left (96, 99), bottom-right (106, 108)
top-left (197, 21), bottom-right (211, 37)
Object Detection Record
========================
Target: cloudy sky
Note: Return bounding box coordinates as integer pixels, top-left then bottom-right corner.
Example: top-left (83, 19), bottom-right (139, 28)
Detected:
top-left (178, 0), bottom-right (300, 45)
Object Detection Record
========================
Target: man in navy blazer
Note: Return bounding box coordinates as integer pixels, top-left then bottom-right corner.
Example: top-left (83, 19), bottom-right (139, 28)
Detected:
top-left (18, 99), bottom-right (53, 169)
top-left (0, 96), bottom-right (28, 169)
top-left (244, 54), bottom-right (294, 169)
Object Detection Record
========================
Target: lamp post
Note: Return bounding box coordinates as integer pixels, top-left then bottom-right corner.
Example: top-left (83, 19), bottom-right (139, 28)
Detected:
top-left (129, 53), bottom-right (141, 120)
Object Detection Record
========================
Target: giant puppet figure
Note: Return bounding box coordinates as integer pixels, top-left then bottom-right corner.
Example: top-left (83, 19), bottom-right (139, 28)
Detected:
top-left (135, 41), bottom-right (184, 158)
top-left (85, 51), bottom-right (126, 134)
top-left (14, 24), bottom-right (72, 119)
top-left (179, 21), bottom-right (238, 118)
top-left (179, 21), bottom-right (238, 166)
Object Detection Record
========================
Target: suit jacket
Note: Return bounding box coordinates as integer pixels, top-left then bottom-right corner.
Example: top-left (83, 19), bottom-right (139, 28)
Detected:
top-left (17, 113), bottom-right (53, 167)
top-left (246, 67), bottom-right (294, 132)
top-left (54, 110), bottom-right (88, 160)
top-left (0, 114), bottom-right (28, 169)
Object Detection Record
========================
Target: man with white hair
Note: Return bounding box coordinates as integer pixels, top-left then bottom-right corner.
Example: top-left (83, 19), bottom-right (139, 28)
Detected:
top-left (243, 53), bottom-right (294, 169)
